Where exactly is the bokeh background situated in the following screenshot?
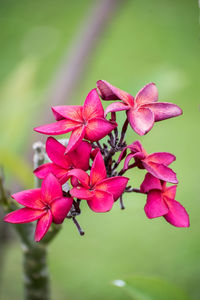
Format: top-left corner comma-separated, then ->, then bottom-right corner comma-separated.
0,0 -> 199,299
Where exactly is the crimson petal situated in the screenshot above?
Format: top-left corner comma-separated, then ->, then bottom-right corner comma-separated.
51,197 -> 73,224
83,89 -> 104,120
34,119 -> 80,135
90,151 -> 107,187
85,117 -> 117,142
164,199 -> 190,227
41,173 -> 63,204
87,190 -> 114,213
52,105 -> 83,122
144,190 -> 169,218
135,83 -> 158,105
11,189 -> 44,210
144,102 -> 183,122
143,161 -> 178,184
4,208 -> 45,224
65,126 -> 86,154
35,210 -> 52,242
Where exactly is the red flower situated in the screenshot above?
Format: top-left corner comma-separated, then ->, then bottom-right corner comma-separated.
140,173 -> 189,227
34,89 -> 117,153
4,174 -> 73,241
97,80 -> 182,135
67,152 -> 129,213
34,137 -> 91,184
118,140 -> 178,183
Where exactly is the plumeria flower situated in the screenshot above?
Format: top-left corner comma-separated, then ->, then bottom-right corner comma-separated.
4,174 -> 73,241
66,151 -> 129,213
96,80 -> 182,135
34,89 -> 117,153
118,140 -> 178,184
34,137 -> 91,184
140,173 -> 189,227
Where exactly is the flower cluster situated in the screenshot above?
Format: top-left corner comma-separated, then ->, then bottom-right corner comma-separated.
4,81 -> 189,241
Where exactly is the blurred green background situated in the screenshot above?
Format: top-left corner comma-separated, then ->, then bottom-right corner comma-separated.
0,0 -> 199,299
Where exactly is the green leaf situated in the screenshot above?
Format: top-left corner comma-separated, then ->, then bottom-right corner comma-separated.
112,276 -> 190,300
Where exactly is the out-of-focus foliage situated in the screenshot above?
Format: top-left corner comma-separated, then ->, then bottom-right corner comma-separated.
0,0 -> 199,300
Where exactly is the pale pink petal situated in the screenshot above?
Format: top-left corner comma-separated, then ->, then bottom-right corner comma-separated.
34,163 -> 68,184
46,137 -> 71,169
90,151 -> 107,187
35,210 -> 52,242
144,102 -> 183,121
51,197 -> 73,224
4,208 -> 45,224
83,89 -> 104,120
87,190 -> 114,213
146,152 -> 176,166
163,185 -> 177,200
70,187 -> 94,199
140,173 -> 162,193
144,190 -> 169,218
104,102 -> 129,117
66,169 -> 90,188
127,107 -> 154,135
69,141 -> 92,171
41,173 -> 63,204
143,161 -> 178,184
34,119 -> 80,135
95,176 -> 129,201
135,83 -> 158,105
52,105 -> 83,122
164,199 -> 190,227
65,126 -> 86,154
96,80 -> 134,106
85,118 -> 117,142
11,189 -> 44,210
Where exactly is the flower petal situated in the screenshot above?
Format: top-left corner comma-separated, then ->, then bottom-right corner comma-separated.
95,176 -> 129,201
144,102 -> 183,121
96,80 -> 134,106
164,199 -> 190,227
135,83 -> 158,105
52,105 -> 83,122
104,102 -> 129,117
35,210 -> 52,242
85,117 -> 117,142
41,174 -> 63,204
51,197 -> 73,224
34,119 -> 80,135
123,153 -> 135,170
127,107 -> 154,135
69,141 -> 92,171
83,89 -> 104,120
70,187 -> 94,199
4,208 -> 45,224
11,189 -> 44,210
144,190 -> 169,218
143,161 -> 178,184
128,140 -> 145,153
34,163 -> 68,185
146,152 -> 176,166
65,126 -> 86,154
67,169 -> 90,188
87,190 -> 114,213
140,173 -> 162,193
46,137 -> 71,169
90,151 -> 107,187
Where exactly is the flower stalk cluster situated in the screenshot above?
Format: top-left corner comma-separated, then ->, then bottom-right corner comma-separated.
4,80 -> 190,242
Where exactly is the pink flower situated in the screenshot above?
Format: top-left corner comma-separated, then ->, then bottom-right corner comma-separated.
140,173 -> 189,227
34,137 -> 91,184
67,152 -> 129,213
118,140 -> 178,184
96,80 -> 182,135
4,174 -> 73,241
34,89 -> 117,153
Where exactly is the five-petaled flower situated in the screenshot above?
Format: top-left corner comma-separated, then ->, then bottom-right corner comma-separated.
34,137 -> 91,184
4,174 -> 73,241
66,151 -> 129,213
34,89 -> 117,153
118,140 -> 178,184
140,173 -> 189,227
96,80 -> 182,135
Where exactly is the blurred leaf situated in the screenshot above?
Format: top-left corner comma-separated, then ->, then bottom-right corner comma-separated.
0,148 -> 33,188
112,276 -> 190,300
